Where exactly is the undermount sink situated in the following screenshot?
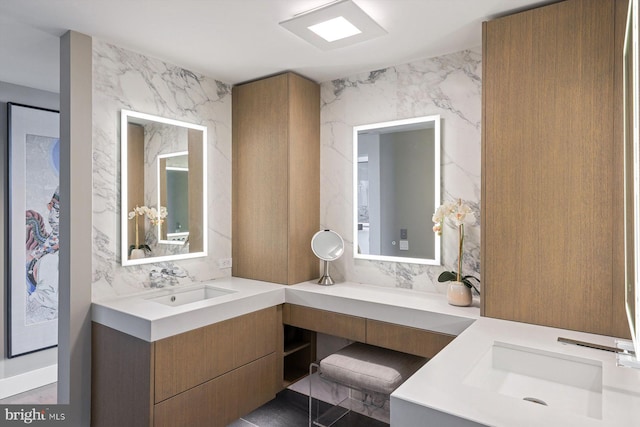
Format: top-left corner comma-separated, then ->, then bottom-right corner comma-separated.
146,285 -> 236,307
463,341 -> 603,419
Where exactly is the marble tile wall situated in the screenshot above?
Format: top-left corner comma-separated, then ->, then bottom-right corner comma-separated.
320,47 -> 482,293
91,40 -> 232,300
90,41 -> 480,299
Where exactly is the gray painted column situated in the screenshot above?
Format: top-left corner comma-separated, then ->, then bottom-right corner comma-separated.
59,30 -> 92,426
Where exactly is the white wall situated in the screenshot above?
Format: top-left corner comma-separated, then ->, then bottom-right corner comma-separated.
320,48 -> 482,292
58,30 -> 93,424
91,40 -> 233,300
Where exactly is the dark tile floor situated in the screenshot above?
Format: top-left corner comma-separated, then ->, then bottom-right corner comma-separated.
229,389 -> 389,427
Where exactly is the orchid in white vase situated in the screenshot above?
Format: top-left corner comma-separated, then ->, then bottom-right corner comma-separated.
432,199 -> 480,299
146,206 -> 168,226
128,205 -> 168,256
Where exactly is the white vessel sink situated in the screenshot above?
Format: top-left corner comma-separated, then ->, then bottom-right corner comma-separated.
146,285 -> 236,307
463,341 -> 603,419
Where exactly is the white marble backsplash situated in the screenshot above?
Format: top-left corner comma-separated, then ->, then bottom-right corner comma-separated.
90,40 -> 480,300
320,48 -> 482,293
91,40 -> 233,300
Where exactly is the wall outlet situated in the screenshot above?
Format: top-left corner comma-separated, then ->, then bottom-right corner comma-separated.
218,258 -> 232,269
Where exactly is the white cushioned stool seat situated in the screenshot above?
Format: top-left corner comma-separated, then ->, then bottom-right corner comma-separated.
319,342 -> 426,395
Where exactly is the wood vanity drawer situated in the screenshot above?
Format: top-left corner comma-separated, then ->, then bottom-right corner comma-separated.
283,304 -> 366,342
154,306 -> 277,402
154,352 -> 278,427
366,319 -> 455,358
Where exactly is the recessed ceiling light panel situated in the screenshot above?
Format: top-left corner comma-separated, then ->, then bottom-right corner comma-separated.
279,0 -> 387,50
308,16 -> 362,42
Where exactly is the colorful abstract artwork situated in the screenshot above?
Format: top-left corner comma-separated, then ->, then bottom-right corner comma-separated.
8,103 -> 60,357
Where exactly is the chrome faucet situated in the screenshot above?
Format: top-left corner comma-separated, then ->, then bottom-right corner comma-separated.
557,337 -> 635,355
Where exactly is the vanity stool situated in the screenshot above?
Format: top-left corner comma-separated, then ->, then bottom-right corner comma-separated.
309,342 -> 426,427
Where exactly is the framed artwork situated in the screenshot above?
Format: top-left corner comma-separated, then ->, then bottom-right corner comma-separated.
7,103 -> 60,357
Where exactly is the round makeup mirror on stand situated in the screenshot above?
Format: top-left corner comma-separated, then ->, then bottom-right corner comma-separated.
311,230 -> 345,286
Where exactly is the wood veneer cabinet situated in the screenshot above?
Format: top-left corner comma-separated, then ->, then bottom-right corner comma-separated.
482,0 -> 630,337
232,72 -> 320,285
91,307 -> 279,427
284,304 -> 367,342
366,319 -> 455,358
282,304 -> 454,359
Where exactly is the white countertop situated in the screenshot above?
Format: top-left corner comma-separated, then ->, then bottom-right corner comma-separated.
91,278 -> 479,341
287,281 -> 479,335
391,317 -> 640,427
93,278 -> 639,426
91,277 -> 285,341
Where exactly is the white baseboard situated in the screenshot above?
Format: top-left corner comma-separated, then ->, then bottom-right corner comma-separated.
0,364 -> 57,400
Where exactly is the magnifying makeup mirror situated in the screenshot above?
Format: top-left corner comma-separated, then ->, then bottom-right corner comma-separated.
311,230 -> 345,286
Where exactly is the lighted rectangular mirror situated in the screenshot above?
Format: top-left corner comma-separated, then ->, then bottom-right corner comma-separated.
353,115 -> 440,265
121,110 -> 207,266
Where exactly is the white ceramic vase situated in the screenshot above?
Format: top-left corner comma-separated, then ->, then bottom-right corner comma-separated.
130,248 -> 146,260
447,281 -> 472,307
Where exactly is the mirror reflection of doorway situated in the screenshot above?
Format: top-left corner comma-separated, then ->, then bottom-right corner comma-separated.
159,152 -> 190,243
357,156 -> 370,254
166,168 -> 189,236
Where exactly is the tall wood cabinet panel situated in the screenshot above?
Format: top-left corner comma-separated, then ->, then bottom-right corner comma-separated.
232,72 -> 320,285
482,0 -> 629,337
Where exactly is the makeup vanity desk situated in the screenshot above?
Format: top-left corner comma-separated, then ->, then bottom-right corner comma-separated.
282,281 -> 479,385
286,281 -> 478,336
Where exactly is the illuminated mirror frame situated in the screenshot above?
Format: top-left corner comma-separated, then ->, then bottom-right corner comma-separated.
121,109 -> 207,266
352,115 -> 441,265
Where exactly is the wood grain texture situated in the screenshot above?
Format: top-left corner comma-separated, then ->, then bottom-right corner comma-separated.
287,73 -> 321,284
154,306 -> 276,402
283,304 -> 366,342
282,303 -> 291,324
153,353 -> 277,427
282,325 -> 316,387
365,319 -> 455,358
187,129 -> 203,252
232,72 -> 320,285
232,74 -> 289,284
612,0 -> 632,339
127,123 -> 145,250
91,323 -> 154,427
233,306 -> 278,367
276,305 -> 284,390
154,317 -> 233,403
482,0 -> 621,335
